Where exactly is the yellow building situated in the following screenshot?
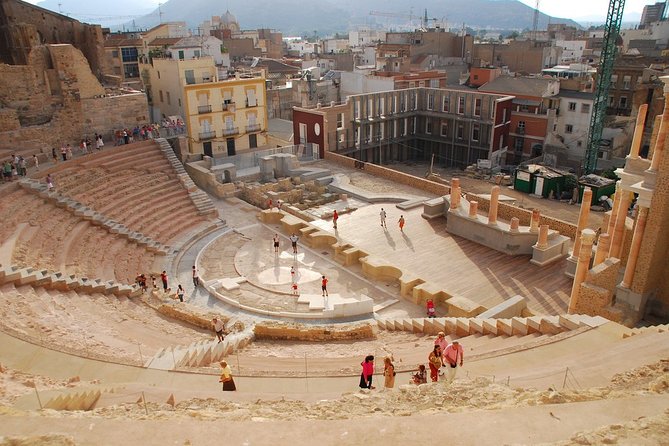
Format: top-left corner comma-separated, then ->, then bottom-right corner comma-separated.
141,57 -> 218,122
184,73 -> 268,157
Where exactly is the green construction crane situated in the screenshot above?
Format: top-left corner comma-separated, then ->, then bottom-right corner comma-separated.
583,0 -> 626,174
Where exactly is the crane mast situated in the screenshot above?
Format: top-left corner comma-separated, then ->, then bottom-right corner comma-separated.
583,0 -> 626,174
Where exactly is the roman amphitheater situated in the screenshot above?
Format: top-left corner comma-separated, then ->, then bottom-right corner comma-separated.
0,132 -> 668,446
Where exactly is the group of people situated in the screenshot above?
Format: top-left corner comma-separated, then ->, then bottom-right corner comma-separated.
359,333 -> 464,391
2,154 -> 34,183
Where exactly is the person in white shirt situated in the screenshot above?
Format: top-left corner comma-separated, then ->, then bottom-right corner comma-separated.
289,234 -> 299,254
380,208 -> 387,228
212,317 -> 225,343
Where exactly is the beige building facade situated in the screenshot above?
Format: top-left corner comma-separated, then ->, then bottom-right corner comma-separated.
184,74 -> 268,157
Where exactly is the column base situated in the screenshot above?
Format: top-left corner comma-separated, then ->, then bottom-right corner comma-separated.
564,256 -> 578,278
615,285 -> 648,313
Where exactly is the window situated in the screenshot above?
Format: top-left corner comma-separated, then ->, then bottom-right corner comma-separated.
426,120 -> 432,134
427,93 -> 434,110
514,137 -> 524,151
623,75 -> 631,90
121,47 -> 138,62
430,79 -> 439,88
354,100 -> 360,119
472,123 -> 480,141
157,71 -> 161,79
185,70 -> 195,85
474,98 -> 481,117
568,102 -> 576,111
166,92 -> 171,105
368,98 -> 373,115
565,124 -> 574,133
610,74 -> 618,86
608,95 -> 615,106
379,97 -> 385,115
123,63 -> 139,79
337,113 -> 344,129
443,96 -> 450,113
619,96 -> 628,108
457,124 -> 464,139
249,133 -> 257,149
440,122 -> 448,137
581,103 -> 590,113
178,98 -> 181,107
409,81 -> 416,88
194,50 -> 201,58
111,50 -> 119,58
458,96 -> 465,114
159,90 -> 164,102
517,121 -> 526,133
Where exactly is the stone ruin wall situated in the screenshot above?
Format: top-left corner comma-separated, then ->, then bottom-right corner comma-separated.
324,151 -> 450,196
0,44 -> 148,152
632,136 -> 669,317
575,258 -> 622,322
254,321 -> 376,341
0,0 -> 106,75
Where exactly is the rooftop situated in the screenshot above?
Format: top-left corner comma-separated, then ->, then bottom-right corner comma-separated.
479,76 -> 558,98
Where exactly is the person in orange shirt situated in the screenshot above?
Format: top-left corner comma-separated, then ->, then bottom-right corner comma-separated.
321,275 -> 328,297
398,215 -> 405,232
332,209 -> 339,229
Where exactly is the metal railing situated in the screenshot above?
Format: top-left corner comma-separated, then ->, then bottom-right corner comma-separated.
246,123 -> 261,133
222,127 -> 239,136
222,102 -> 235,111
197,105 -> 212,114
198,131 -> 216,140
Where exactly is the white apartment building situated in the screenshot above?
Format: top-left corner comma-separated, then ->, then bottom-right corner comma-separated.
555,40 -> 587,64
553,90 -> 594,160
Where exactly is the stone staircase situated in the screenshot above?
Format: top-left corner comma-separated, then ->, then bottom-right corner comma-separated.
622,323 -> 669,338
155,138 -> 217,218
18,178 -> 171,255
376,314 -> 611,337
44,390 -> 102,411
144,326 -> 255,370
0,264 -> 140,298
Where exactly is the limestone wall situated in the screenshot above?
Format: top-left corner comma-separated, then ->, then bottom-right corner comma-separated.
156,302 -> 228,331
81,93 -> 149,140
48,44 -> 104,99
254,321 -> 376,341
467,193 -> 578,238
184,161 -> 236,198
324,151 -> 450,196
573,258 -> 621,321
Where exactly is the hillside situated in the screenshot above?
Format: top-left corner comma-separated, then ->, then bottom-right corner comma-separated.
38,0 -> 580,35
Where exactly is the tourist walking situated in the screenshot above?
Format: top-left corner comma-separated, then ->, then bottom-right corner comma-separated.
383,356 -> 396,390
160,270 -> 168,292
442,340 -> 464,384
192,265 -> 199,287
212,317 -> 225,343
273,233 -> 280,253
428,345 -> 443,382
380,208 -> 387,228
52,147 -> 58,163
3,160 -> 12,183
359,355 -> 375,390
332,209 -> 339,229
398,215 -> 405,232
176,284 -> 185,302
46,173 -> 54,191
290,266 -> 296,283
321,275 -> 328,297
32,154 -> 39,171
60,145 -> 67,161
219,361 -> 237,391
268,199 -> 273,211
289,233 -> 299,254
291,281 -> 299,296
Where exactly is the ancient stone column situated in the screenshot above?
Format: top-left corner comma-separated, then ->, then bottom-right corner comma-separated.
606,184 -> 622,237
509,217 -> 520,232
488,185 -> 500,225
529,209 -> 541,233
593,233 -> 610,266
537,224 -> 549,249
621,207 -> 649,289
450,178 -> 461,210
468,201 -> 478,218
649,75 -> 669,172
629,103 -> 648,160
571,187 -> 593,259
568,229 -> 596,314
609,189 -> 632,260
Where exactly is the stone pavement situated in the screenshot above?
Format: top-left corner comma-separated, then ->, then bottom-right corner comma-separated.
310,202 -> 573,314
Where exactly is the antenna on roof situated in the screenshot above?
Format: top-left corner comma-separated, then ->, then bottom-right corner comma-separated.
158,2 -> 164,24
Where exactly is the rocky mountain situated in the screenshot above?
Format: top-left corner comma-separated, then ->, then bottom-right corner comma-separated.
39,0 -> 581,35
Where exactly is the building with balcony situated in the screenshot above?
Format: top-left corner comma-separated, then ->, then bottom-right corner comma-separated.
183,72 -> 268,157
103,33 -> 142,87
140,57 -> 219,122
292,87 -> 513,168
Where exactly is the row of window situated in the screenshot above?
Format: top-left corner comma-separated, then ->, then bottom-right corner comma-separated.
352,91 -> 493,121
351,119 -> 483,143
